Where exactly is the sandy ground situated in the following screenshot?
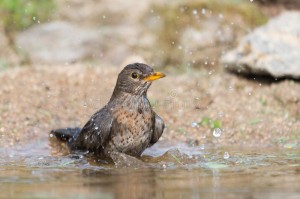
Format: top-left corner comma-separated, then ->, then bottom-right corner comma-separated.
0,64 -> 299,149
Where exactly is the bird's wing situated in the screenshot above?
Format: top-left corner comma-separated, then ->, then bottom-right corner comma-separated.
150,113 -> 165,145
72,105 -> 113,151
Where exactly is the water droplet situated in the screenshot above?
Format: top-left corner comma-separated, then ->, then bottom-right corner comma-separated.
201,8 -> 206,15
49,133 -> 53,138
191,122 -> 199,128
223,152 -> 230,159
32,16 -> 36,21
213,128 -> 222,138
162,164 -> 167,169
95,126 -> 99,130
193,9 -> 198,15
218,111 -> 223,118
200,144 -> 205,150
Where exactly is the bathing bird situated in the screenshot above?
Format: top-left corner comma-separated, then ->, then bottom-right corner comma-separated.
51,63 -> 165,160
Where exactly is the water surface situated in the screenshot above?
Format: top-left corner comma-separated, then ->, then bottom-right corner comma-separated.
0,140 -> 299,199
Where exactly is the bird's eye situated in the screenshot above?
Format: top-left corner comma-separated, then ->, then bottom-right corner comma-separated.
131,72 -> 139,79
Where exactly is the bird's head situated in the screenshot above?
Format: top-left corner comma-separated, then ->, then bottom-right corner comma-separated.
114,63 -> 166,96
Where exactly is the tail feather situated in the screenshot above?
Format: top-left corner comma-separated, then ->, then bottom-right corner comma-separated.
50,127 -> 81,142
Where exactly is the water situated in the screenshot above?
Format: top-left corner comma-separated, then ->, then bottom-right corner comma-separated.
0,140 -> 300,199
213,128 -> 222,138
191,122 -> 199,128
223,151 -> 230,159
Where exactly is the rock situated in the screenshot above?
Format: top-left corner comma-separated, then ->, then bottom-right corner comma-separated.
222,11 -> 300,79
15,21 -> 103,64
180,20 -> 233,50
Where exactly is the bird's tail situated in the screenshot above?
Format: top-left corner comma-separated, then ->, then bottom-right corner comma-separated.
50,127 -> 81,142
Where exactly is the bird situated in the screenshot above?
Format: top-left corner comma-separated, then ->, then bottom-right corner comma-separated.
50,63 -> 165,161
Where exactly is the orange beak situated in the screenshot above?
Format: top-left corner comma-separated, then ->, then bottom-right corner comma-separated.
143,72 -> 166,81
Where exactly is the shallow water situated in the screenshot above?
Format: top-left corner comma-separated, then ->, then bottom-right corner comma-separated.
0,140 -> 300,199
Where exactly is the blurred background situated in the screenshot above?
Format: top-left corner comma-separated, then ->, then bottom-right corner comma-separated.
0,0 -> 298,68
0,0 -> 300,148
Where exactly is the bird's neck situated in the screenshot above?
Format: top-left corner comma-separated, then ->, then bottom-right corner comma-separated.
109,90 -> 150,110
110,88 -> 147,101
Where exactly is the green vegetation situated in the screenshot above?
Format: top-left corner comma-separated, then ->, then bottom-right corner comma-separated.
170,154 -> 184,165
200,117 -> 222,130
0,59 -> 9,71
0,0 -> 55,35
248,118 -> 263,125
259,97 -> 267,106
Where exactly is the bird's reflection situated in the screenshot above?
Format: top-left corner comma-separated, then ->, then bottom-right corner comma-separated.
81,168 -> 157,199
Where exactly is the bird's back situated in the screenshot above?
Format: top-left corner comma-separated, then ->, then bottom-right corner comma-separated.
71,104 -> 114,152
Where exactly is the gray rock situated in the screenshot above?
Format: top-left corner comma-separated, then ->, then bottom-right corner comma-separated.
221,11 -> 300,79
16,21 -> 103,64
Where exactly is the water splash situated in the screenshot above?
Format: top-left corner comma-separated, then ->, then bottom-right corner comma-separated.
223,152 -> 230,159
191,122 -> 199,128
213,128 -> 222,138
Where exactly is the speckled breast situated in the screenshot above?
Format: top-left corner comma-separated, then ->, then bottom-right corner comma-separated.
107,96 -> 155,156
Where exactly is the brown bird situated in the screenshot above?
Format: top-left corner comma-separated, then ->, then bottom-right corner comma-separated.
51,63 -> 165,161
